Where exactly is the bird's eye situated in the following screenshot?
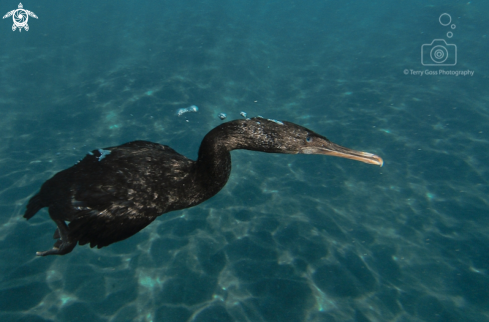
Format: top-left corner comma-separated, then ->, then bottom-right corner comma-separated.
306,136 -> 312,142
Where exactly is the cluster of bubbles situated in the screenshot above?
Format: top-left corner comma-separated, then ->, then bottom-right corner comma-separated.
175,105 -> 264,122
219,111 -> 249,121
176,105 -> 199,116
439,13 -> 456,39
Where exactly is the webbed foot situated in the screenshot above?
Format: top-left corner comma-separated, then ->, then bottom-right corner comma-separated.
36,239 -> 75,256
36,220 -> 76,256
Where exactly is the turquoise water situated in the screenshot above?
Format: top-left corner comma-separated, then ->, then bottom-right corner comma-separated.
1,0 -> 488,321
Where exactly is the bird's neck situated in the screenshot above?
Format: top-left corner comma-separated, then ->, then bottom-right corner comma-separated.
192,125 -> 235,199
187,120 -> 282,205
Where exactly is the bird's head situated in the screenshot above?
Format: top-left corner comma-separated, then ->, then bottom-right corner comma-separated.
218,117 -> 383,166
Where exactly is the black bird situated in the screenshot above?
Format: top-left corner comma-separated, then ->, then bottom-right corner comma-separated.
24,117 -> 383,256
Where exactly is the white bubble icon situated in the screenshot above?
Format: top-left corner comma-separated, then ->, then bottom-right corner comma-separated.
439,13 -> 451,26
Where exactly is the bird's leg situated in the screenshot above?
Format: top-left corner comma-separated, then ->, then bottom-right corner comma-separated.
36,220 -> 76,256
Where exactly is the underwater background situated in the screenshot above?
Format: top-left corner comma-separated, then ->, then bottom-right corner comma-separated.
1,0 -> 488,321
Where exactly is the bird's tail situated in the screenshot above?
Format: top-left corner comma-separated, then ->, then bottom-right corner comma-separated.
24,193 -> 43,220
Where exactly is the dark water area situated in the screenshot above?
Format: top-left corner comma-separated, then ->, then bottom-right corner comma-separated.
1,0 -> 488,321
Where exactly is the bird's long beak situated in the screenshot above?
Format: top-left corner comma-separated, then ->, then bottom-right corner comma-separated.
301,141 -> 384,167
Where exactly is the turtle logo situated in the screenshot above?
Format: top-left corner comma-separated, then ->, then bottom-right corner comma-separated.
3,3 -> 38,32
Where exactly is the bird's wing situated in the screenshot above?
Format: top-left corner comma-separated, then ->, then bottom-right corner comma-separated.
68,206 -> 157,249
65,164 -> 163,249
50,141 -> 191,249
2,10 -> 15,19
26,10 -> 37,18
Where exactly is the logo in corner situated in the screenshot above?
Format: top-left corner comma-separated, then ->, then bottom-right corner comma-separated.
421,13 -> 457,66
3,3 -> 38,32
